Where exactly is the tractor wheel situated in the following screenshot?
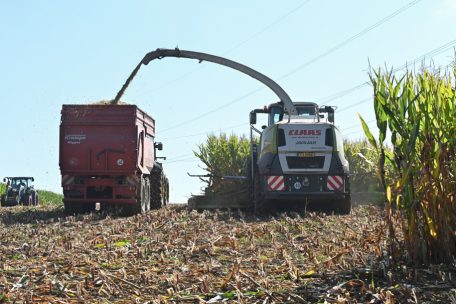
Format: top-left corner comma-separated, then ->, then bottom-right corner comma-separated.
32,192 -> 39,206
150,171 -> 165,209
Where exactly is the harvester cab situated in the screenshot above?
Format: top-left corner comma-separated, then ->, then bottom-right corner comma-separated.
1,177 -> 39,206
249,101 -> 351,213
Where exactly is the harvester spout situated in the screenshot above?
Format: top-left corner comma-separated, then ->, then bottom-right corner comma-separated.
112,48 -> 297,115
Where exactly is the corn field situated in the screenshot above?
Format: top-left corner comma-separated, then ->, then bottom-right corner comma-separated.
343,139 -> 391,193
359,64 -> 456,264
194,133 -> 250,196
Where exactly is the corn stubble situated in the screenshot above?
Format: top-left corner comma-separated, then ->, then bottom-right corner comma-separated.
359,63 -> 456,264
1,204 -> 452,303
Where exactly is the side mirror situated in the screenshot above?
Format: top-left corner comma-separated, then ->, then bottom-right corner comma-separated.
3,178 -> 6,182
155,142 -> 163,151
249,112 -> 257,124
31,177 -> 34,182
328,112 -> 334,123
261,125 -> 267,130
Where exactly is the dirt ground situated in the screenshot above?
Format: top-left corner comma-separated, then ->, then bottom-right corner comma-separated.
0,203 -> 454,303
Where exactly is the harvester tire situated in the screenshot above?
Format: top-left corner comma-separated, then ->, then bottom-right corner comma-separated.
253,173 -> 265,213
334,198 -> 351,215
0,195 -> 5,206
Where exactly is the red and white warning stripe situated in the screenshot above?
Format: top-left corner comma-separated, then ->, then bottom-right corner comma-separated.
268,176 -> 285,191
327,175 -> 344,191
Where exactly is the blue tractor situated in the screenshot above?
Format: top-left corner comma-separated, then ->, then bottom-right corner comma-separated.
1,177 -> 39,206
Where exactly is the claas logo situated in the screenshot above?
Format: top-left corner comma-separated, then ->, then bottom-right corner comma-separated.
288,129 -> 322,136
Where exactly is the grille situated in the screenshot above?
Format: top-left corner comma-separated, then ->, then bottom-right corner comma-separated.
286,156 -> 325,169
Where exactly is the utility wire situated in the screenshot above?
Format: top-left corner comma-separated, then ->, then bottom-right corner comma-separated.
163,40 -> 455,141
165,158 -> 199,164
131,0 -> 312,100
276,0 -> 424,81
157,0 -> 424,133
316,82 -> 369,104
159,87 -> 263,133
344,122 -> 377,136
160,122 -> 247,140
161,39 -> 455,141
316,38 -> 456,105
334,40 -> 456,111
342,118 -> 376,131
338,97 -> 372,113
392,39 -> 456,72
224,0 -> 313,54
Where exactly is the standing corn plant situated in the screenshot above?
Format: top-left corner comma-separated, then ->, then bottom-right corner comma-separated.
194,133 -> 250,196
359,63 -> 456,264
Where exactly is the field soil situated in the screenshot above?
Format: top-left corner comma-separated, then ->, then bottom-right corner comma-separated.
0,203 -> 454,303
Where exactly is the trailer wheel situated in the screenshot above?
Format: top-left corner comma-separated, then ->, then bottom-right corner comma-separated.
64,202 -> 86,215
150,171 -> 166,209
144,176 -> 150,212
162,175 -> 169,205
122,175 -> 146,215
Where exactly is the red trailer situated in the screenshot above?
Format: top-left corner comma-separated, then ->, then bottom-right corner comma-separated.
59,104 -> 168,214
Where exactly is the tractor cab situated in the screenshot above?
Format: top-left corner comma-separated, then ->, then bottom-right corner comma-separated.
9,177 -> 33,189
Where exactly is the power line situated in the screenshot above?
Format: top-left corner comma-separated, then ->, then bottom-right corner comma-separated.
338,97 -> 372,113
131,0 -> 313,100
165,152 -> 195,161
276,0 -> 424,81
224,0 -> 313,54
160,122 -> 247,140
342,118 -> 376,131
316,38 -> 456,105
159,87 -> 263,133
316,82 -> 369,104
164,157 -> 199,164
157,0 -> 424,133
344,122 -> 377,137
393,39 -> 456,72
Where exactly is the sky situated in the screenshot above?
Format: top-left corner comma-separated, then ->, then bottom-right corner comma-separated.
0,0 -> 455,203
